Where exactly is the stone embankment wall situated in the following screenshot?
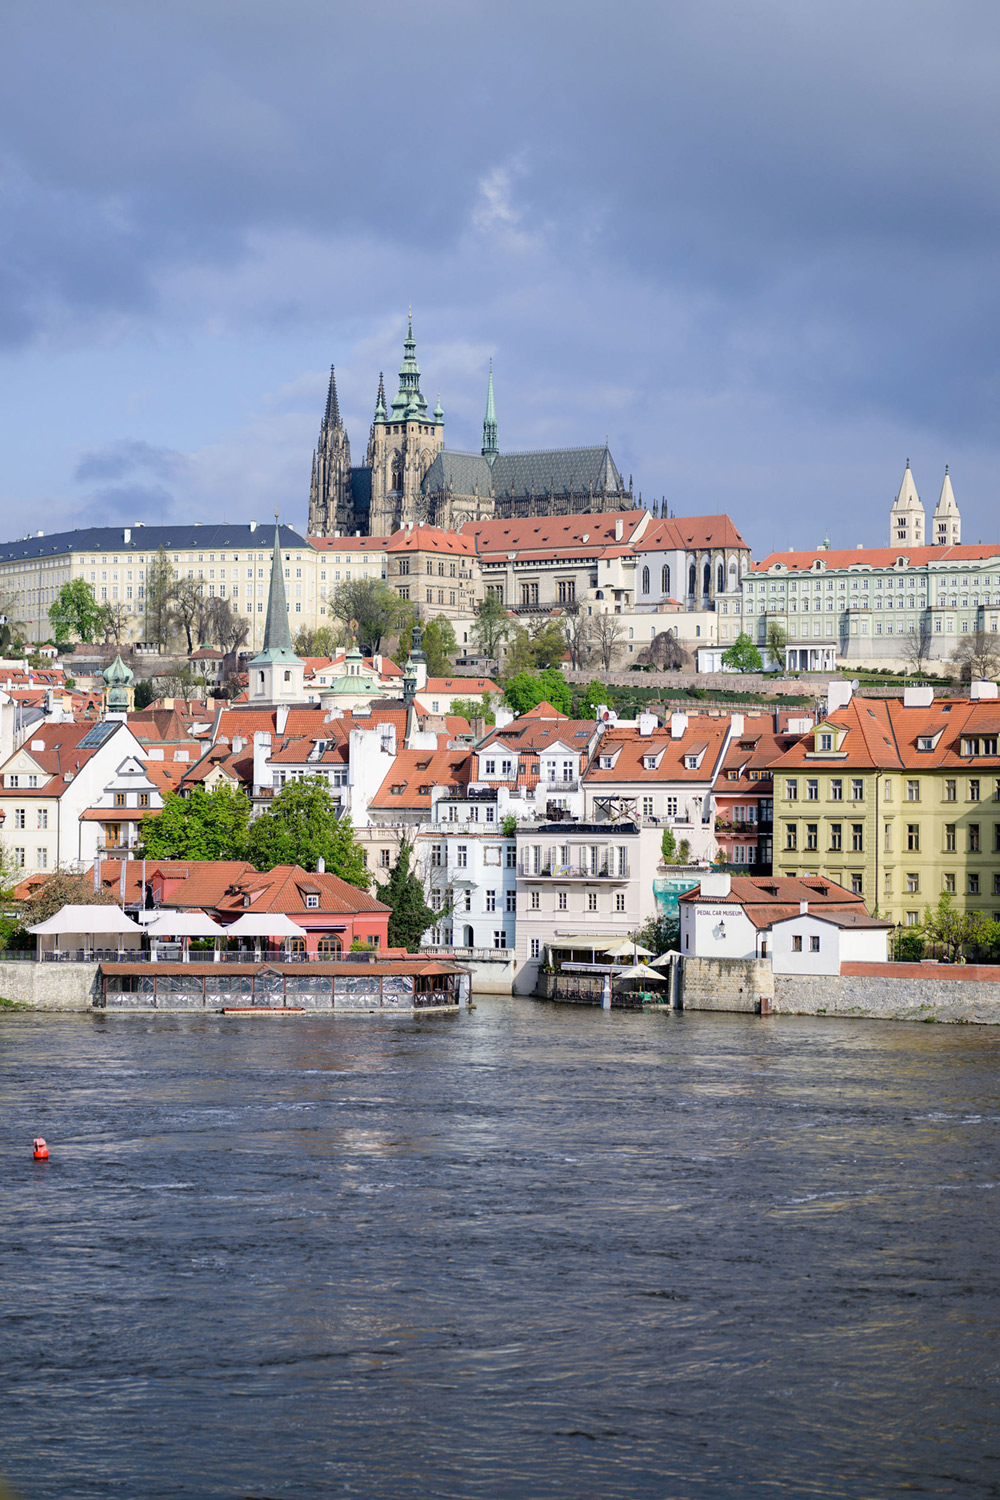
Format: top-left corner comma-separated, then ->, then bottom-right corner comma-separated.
0,962 -> 100,1011
774,962 -> 1000,1025
678,957 -> 773,1013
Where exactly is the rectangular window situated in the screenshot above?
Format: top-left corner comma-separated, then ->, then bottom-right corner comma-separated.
852,824 -> 864,851
530,891 -> 540,910
37,808 -> 48,829
851,874 -> 863,894
906,873 -> 919,893
969,873 -> 980,895
830,779 -> 843,801
969,824 -> 981,853
530,938 -> 540,959
456,846 -> 468,868
907,824 -> 919,852
36,848 -> 47,869
786,824 -> 797,851
806,779 -> 818,801
830,823 -> 842,850
786,779 -> 798,801
587,892 -> 598,911
557,890 -> 567,911
970,779 -> 981,802
493,930 -> 507,949
945,823 -> 956,852
944,779 -> 957,802
13,808 -> 25,829
944,873 -> 956,894
485,890 -> 497,913
506,890 -> 516,912
906,780 -> 919,802
806,823 -> 818,850
615,893 -> 626,912
810,935 -> 820,952
792,935 -> 803,952
115,792 -> 127,808
851,779 -> 864,800
379,848 -> 392,868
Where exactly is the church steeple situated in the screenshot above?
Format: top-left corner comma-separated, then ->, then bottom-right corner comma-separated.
481,360 -> 499,463
324,365 -> 341,426
308,362 -> 352,538
249,521 -> 304,703
374,371 -> 386,424
390,312 -> 428,420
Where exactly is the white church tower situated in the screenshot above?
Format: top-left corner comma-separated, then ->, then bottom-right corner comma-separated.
931,466 -> 961,546
889,461 -> 925,547
248,522 -> 305,704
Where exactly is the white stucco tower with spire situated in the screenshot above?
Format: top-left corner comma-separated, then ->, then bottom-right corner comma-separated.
889,461 -> 925,547
248,522 -> 305,704
931,467 -> 961,546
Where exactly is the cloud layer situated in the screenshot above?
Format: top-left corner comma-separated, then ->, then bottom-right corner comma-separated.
0,0 -> 997,548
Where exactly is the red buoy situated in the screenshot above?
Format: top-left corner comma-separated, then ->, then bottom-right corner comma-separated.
33,1136 -> 48,1160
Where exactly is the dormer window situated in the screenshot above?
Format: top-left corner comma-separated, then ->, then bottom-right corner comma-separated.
642,755 -> 656,770
683,755 -> 698,769
600,756 -> 613,769
818,733 -> 833,751
305,893 -> 319,909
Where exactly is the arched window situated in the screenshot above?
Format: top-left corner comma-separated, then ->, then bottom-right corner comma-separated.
729,558 -> 738,588
317,936 -> 342,958
717,562 -> 725,593
390,451 -> 403,492
661,564 -> 670,595
688,563 -> 696,596
641,566 -> 650,594
703,562 -> 711,596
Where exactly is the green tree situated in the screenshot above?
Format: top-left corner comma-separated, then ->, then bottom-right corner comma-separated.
765,622 -> 788,669
504,626 -> 537,677
294,624 -> 343,657
574,679 -> 608,718
140,784 -> 252,861
49,579 -> 105,643
450,692 -> 496,726
144,546 -> 176,651
472,595 -> 512,662
530,618 -> 567,669
660,827 -> 677,863
504,668 -> 572,717
722,633 -> 764,673
421,614 -> 458,676
133,679 -> 156,710
243,777 -> 369,888
328,577 -> 411,653
19,869 -> 119,926
678,838 -> 691,863
377,836 -> 437,951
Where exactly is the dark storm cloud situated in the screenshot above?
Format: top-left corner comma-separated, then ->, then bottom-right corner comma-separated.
81,482 -> 175,524
74,440 -> 189,484
1,0 -> 999,538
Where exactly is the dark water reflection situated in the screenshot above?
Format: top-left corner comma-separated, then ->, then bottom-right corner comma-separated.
2,1000 -> 999,1499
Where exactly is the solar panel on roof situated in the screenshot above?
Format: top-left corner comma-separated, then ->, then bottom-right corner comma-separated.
77,721 -> 118,749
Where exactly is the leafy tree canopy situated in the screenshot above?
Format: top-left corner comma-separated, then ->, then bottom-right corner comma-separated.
471,595 -> 512,661
504,667 -> 572,717
243,777 -> 369,888
450,692 -> 496,726
530,618 -> 567,669
722,633 -> 764,673
49,579 -> 105,643
328,578 -> 412,654
377,836 -> 437,951
19,870 -> 119,926
421,614 -> 458,677
140,784 -> 252,861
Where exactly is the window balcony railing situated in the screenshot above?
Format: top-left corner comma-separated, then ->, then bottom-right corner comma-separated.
517,861 -> 630,880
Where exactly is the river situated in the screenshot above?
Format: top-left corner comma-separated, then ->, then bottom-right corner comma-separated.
2,999 -> 998,1499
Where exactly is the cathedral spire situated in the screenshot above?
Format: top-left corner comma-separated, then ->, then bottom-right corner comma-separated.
481,359 -> 499,463
324,365 -> 341,427
391,314 -> 428,420
374,371 -> 386,424
260,520 -> 294,657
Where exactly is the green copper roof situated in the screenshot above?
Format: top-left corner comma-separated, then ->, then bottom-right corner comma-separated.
390,316 -> 429,421
250,525 -> 300,666
481,360 -> 498,463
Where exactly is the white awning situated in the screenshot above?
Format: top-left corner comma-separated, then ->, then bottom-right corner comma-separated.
613,963 -> 668,981
649,950 -> 683,967
605,940 -> 655,959
28,904 -> 144,936
223,912 -> 304,938
145,911 -> 224,937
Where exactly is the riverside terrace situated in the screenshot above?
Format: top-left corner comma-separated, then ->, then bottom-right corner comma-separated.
98,960 -> 468,1013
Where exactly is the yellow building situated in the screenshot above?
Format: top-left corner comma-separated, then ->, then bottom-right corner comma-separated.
769,685 -> 1000,925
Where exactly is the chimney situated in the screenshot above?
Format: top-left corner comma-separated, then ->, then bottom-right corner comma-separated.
729,713 -> 744,737
249,520 -> 257,533
827,682 -> 854,712
903,685 -> 935,708
800,900 -> 808,914
316,856 -> 325,873
123,528 -> 131,544
638,711 -> 656,737
276,704 -> 289,733
969,680 -> 999,701
670,712 -> 688,739
615,518 -> 624,541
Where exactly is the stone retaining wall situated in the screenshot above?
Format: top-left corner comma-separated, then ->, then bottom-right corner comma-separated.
0,962 -> 101,1011
678,956 -> 773,1013
774,970 -> 1000,1025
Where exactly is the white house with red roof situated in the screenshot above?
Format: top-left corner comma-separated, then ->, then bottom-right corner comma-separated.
678,872 -> 889,969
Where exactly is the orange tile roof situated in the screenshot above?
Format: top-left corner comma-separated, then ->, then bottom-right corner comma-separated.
766,696 -> 1000,773
478,717 -> 598,753
421,677 -> 500,694
753,542 -> 1000,572
308,534 -> 390,552
679,875 -> 865,927
637,515 -> 750,552
585,717 -> 731,783
212,865 -> 390,916
518,701 -> 569,720
369,747 -> 473,810
385,525 -> 477,556
461,511 -> 649,554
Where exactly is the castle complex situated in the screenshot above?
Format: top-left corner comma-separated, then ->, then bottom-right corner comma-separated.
307,319 -> 633,538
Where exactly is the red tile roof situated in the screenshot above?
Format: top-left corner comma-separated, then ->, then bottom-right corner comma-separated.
370,747 -> 473,810
638,515 -> 751,552
752,543 -> 1000,572
461,511 -> 649,554
385,525 -> 477,556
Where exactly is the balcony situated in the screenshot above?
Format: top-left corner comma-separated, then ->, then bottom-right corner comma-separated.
542,778 -> 580,793
517,861 -> 630,881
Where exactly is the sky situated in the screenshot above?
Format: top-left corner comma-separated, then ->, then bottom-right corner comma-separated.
1,0 -> 998,555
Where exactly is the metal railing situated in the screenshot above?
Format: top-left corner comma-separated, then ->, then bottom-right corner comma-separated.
5,948 -> 386,966
516,862 -> 630,879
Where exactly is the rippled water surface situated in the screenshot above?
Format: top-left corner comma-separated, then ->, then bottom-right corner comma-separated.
2,1000 -> 999,1499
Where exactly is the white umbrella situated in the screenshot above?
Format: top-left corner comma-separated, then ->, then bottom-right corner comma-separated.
223,912 -> 304,938
144,911 -> 224,937
29,904 -> 144,934
605,939 -> 655,959
613,963 -> 669,981
649,949 -> 683,967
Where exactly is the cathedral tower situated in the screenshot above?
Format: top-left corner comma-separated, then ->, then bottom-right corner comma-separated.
481,360 -> 499,464
931,466 -> 961,546
367,317 -> 445,534
889,461 -> 925,547
308,366 -> 353,537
